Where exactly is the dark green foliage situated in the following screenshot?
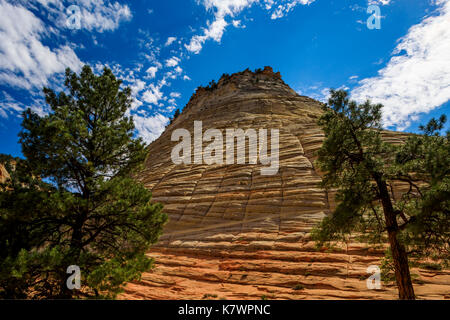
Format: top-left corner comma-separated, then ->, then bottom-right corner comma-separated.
208,80 -> 218,90
394,114 -> 450,258
312,89 -> 389,243
312,89 -> 449,299
293,284 -> 305,290
0,65 -> 167,299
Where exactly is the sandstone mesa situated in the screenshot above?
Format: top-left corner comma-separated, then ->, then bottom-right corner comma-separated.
120,67 -> 450,300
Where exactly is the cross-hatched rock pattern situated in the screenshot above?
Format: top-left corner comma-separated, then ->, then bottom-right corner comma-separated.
121,67 -> 450,300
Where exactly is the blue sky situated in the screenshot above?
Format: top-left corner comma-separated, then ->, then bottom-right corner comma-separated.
1,0 -> 449,157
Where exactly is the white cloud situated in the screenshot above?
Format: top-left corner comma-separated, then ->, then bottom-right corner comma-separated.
146,66 -> 158,78
133,113 -> 169,144
0,0 -> 131,117
166,105 -> 176,112
351,0 -> 450,130
71,0 -> 132,32
142,83 -> 164,105
270,0 -> 315,20
0,101 -> 22,118
174,66 -> 183,74
185,35 -> 205,54
165,71 -> 176,80
131,98 -> 143,111
368,0 -> 391,5
0,0 -> 82,90
33,0 -> 132,32
0,91 -> 50,118
129,79 -> 146,96
183,75 -> 191,81
298,86 -> 331,103
165,56 -> 180,67
170,92 -> 181,98
165,36 -> 177,46
232,19 -> 245,28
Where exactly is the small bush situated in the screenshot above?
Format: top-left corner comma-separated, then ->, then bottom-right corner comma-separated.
420,263 -> 442,271
293,284 -> 304,290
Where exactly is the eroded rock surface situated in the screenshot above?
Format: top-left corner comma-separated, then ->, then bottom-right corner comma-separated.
121,67 -> 450,300
0,164 -> 10,183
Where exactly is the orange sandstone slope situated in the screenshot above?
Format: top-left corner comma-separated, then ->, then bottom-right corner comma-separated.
121,67 -> 450,300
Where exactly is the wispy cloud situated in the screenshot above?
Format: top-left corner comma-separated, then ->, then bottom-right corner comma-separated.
165,36 -> 177,46
142,83 -> 164,105
185,0 -> 316,54
146,66 -> 158,79
165,56 -> 181,67
269,0 -> 315,20
368,0 -> 392,5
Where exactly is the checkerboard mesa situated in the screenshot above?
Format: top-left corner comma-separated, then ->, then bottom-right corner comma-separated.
123,67 -> 449,300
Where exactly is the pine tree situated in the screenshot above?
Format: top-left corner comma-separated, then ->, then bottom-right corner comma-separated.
169,109 -> 181,125
313,89 -> 449,300
173,109 -> 181,120
0,65 -> 167,299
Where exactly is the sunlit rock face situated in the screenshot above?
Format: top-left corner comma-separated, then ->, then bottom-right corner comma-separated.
122,67 -> 450,300
0,164 -> 9,183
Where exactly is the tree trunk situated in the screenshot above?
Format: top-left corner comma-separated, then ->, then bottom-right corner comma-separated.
59,214 -> 85,299
375,175 -> 415,300
387,230 -> 415,299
